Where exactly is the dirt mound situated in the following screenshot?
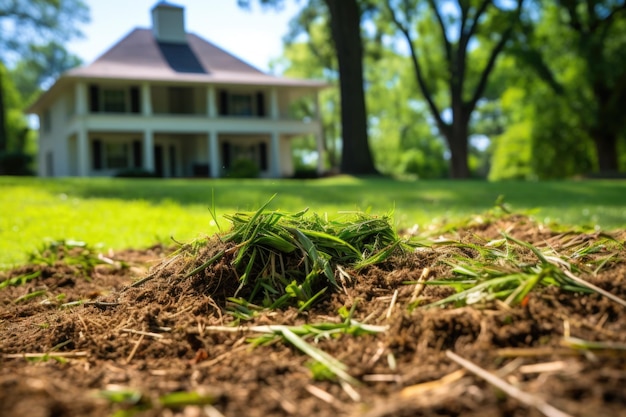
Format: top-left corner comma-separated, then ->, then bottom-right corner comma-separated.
1,215 -> 625,417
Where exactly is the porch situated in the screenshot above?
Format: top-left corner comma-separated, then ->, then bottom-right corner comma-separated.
65,131 -> 301,178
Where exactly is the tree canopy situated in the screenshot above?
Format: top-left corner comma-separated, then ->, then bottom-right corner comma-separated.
275,0 -> 626,178
0,0 -> 88,169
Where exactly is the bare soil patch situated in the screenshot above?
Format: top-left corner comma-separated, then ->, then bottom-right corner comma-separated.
1,216 -> 625,417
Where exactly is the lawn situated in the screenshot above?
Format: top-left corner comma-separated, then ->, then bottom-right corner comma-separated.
1,175 -> 625,268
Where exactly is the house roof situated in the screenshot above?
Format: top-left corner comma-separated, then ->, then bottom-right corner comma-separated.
29,28 -> 326,113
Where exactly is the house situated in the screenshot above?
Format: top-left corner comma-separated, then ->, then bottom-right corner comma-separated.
28,1 -> 326,178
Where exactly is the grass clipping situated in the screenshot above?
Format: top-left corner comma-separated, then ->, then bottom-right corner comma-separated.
143,199 -> 402,311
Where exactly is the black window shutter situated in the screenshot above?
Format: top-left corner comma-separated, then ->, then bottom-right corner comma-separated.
93,139 -> 102,170
222,142 -> 231,170
133,140 -> 142,168
256,92 -> 265,117
259,142 -> 268,170
219,90 -> 228,116
89,85 -> 100,112
130,86 -> 140,113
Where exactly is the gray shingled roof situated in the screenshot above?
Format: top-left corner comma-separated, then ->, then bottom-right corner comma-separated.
28,27 -> 326,113
64,28 -> 323,87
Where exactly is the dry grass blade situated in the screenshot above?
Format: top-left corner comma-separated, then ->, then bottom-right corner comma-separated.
446,350 -> 573,417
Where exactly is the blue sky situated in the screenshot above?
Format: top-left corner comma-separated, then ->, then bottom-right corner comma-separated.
67,0 -> 304,72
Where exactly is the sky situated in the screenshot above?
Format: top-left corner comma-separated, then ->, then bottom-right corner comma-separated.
66,0 -> 304,73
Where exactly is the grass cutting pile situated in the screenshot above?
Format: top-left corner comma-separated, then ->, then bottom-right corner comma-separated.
1,203 -> 625,417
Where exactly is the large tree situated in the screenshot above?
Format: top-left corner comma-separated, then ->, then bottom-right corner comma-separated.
0,0 -> 88,162
384,0 -> 524,178
491,1 -> 626,178
554,0 -> 626,174
239,0 -> 378,175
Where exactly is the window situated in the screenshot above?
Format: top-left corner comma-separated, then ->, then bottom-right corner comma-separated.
102,89 -> 127,113
105,143 -> 130,169
169,87 -> 194,114
230,94 -> 253,116
89,85 -> 140,113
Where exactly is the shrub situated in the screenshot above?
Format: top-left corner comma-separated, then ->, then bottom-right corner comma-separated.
0,152 -> 35,176
114,168 -> 157,178
227,158 -> 259,178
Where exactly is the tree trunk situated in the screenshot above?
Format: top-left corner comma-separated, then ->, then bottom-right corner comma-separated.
444,114 -> 470,179
324,0 -> 378,175
592,128 -> 619,175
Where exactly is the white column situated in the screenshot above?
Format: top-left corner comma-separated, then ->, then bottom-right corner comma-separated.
316,129 -> 325,175
143,129 -> 154,172
77,126 -> 89,176
141,83 -> 152,116
207,86 -> 216,118
209,131 -> 219,178
271,131 -> 281,178
270,88 -> 279,120
75,82 -> 87,116
313,90 -> 324,174
313,90 -> 321,121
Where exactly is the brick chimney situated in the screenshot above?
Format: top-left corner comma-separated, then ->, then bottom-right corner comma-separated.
151,1 -> 187,43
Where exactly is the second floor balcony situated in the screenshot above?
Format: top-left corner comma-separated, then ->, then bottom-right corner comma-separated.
68,82 -> 320,122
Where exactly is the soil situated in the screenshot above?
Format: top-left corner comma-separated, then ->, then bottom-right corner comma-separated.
1,215 -> 626,417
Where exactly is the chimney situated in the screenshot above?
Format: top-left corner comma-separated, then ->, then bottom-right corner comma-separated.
151,1 -> 187,43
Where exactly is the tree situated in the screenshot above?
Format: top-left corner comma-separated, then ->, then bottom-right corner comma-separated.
324,0 -> 377,175
384,0 -> 525,178
492,1 -> 626,178
364,39 -> 449,177
239,0 -> 378,175
276,2 -> 341,171
0,0 -> 89,163
553,0 -> 626,174
11,42 -> 82,105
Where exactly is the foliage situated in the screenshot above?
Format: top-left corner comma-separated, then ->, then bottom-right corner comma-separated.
382,0 -> 525,178
273,12 -> 341,171
0,1 -> 89,60
28,239 -> 104,277
501,1 -> 626,176
0,152 -> 35,176
0,0 -> 88,160
10,41 -> 82,105
226,158 -> 261,178
114,168 -> 157,178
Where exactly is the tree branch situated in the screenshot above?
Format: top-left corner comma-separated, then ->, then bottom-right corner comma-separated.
465,0 -> 491,41
467,0 -> 523,113
558,0 -> 585,33
426,0 -> 453,65
385,0 -> 446,132
590,2 -> 626,33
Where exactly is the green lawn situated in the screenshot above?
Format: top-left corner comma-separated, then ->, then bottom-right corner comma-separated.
1,176 -> 625,268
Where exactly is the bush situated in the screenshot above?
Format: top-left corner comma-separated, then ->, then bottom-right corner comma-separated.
0,152 -> 35,176
226,158 -> 260,178
291,168 -> 319,179
114,168 -> 157,178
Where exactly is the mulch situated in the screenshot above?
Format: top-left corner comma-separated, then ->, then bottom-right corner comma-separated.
1,215 -> 625,417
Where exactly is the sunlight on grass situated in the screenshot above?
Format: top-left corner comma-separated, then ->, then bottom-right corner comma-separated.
1,176 -> 625,268
0,185 -> 220,268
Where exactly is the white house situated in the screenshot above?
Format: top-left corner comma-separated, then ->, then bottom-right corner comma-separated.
28,1 -> 326,178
